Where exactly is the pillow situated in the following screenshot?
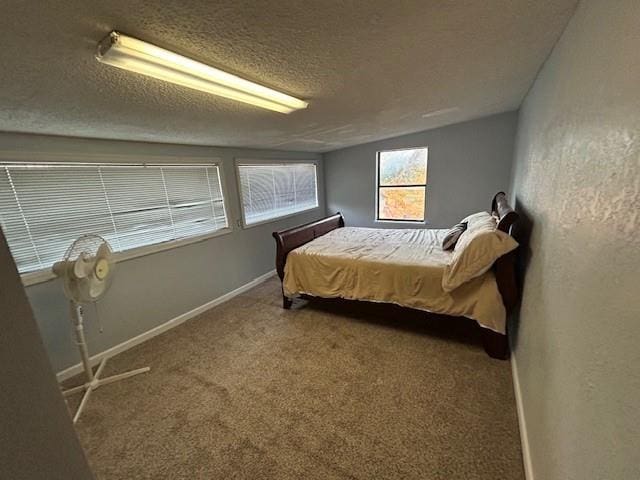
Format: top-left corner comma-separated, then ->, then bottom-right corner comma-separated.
457,212 -> 498,242
442,222 -> 467,250
460,211 -> 494,229
442,221 -> 518,292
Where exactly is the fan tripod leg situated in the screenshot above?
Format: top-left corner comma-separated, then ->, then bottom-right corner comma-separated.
63,357 -> 105,423
95,366 -> 151,388
62,302 -> 150,424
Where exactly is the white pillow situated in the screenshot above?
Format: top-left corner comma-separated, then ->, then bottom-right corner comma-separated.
460,211 -> 494,229
442,219 -> 518,292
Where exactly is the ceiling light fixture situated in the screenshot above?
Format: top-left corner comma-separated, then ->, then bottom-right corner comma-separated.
96,31 -> 308,114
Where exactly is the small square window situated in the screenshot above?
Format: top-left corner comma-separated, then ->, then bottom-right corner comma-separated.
376,147 -> 428,222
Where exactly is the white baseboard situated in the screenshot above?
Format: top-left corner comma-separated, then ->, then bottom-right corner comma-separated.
57,269 -> 276,382
511,353 -> 534,480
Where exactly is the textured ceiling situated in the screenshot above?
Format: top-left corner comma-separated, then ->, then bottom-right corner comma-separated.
0,0 -> 577,152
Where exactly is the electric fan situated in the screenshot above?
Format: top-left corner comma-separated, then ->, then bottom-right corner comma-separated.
52,234 -> 150,423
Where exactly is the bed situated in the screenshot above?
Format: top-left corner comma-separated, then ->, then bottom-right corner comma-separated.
272,192 -> 519,359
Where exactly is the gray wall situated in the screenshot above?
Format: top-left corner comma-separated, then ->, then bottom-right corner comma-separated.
0,133 -> 324,372
509,0 -> 640,478
323,111 -> 518,229
0,226 -> 94,479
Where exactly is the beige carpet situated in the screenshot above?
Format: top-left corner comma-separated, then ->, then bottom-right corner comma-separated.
67,277 -> 524,479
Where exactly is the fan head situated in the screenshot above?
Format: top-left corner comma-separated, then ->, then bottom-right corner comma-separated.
52,235 -> 115,303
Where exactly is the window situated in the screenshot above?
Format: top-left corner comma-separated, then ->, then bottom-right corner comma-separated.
0,162 -> 228,274
376,147 -> 428,222
237,162 -> 318,226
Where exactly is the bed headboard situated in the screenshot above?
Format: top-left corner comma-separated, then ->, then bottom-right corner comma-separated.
492,191 -> 518,234
490,192 -> 519,314
272,213 -> 345,281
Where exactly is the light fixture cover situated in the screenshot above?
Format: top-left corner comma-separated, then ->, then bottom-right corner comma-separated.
96,31 -> 308,114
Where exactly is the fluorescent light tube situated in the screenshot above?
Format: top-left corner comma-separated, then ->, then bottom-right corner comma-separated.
96,31 -> 308,114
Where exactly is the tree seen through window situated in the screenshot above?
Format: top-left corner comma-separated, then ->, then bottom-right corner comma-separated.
377,147 -> 428,222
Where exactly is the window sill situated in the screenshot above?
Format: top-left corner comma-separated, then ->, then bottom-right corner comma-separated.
20,227 -> 233,287
375,219 -> 430,226
242,206 -> 321,229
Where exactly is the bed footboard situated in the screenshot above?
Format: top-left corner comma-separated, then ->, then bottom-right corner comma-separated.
272,213 -> 345,308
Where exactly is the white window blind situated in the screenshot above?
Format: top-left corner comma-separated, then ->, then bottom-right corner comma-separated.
0,162 -> 228,274
237,163 -> 318,226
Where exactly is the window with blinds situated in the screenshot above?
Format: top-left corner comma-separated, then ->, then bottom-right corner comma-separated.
0,163 -> 228,274
237,163 -> 318,226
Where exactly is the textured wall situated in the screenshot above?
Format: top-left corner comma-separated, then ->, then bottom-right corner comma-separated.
324,112 -> 518,228
509,0 -> 640,478
0,133 -> 323,372
0,227 -> 94,479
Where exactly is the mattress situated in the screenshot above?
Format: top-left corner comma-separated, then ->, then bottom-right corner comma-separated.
283,227 -> 506,333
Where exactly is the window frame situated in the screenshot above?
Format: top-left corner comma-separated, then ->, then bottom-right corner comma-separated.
0,155 -> 233,287
235,158 -> 321,229
375,146 -> 429,224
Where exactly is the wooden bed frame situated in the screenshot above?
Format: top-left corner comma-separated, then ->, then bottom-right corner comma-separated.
272,192 -> 519,359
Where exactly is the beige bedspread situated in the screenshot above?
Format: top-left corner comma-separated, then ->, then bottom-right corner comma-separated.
283,227 -> 506,333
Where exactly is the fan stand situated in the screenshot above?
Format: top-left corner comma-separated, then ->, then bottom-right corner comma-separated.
61,301 -> 150,423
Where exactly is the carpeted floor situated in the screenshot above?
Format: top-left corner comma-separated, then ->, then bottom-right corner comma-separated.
67,277 -> 524,480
